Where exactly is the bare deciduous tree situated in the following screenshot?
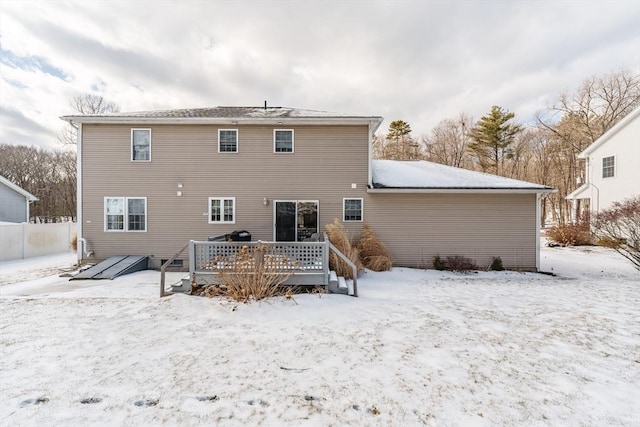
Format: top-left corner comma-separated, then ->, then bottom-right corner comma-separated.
58,94 -> 120,145
536,69 -> 640,223
0,144 -> 77,222
422,113 -> 474,168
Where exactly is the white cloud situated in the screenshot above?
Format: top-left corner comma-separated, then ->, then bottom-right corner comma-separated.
0,0 -> 638,148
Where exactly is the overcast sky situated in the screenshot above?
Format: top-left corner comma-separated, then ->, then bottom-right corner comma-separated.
1,0 -> 639,149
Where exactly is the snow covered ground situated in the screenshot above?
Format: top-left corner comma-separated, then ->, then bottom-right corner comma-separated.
1,243 -> 638,426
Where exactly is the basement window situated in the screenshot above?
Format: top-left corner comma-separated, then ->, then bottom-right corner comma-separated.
161,259 -> 183,268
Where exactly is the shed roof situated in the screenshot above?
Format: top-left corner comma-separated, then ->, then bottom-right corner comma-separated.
0,176 -> 38,201
370,160 -> 553,193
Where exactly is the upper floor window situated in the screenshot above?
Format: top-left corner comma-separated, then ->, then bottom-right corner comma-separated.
602,156 -> 615,178
274,129 -> 294,153
131,129 -> 151,161
105,197 -> 147,232
209,197 -> 235,224
343,198 -> 363,222
218,129 -> 238,153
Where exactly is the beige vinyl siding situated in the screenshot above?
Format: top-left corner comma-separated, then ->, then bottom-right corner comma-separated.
81,124 -> 368,266
364,193 -> 538,270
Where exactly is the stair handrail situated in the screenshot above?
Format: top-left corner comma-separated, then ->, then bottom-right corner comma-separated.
323,232 -> 358,297
160,242 -> 190,297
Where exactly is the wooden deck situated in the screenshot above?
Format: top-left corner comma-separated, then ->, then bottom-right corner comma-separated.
160,234 -> 358,297
189,239 -> 329,287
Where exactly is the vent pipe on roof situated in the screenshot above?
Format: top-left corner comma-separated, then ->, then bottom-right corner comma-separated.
264,100 -> 267,109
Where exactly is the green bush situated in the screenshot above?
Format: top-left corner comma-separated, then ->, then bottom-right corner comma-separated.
490,257 -> 504,271
433,255 -> 446,270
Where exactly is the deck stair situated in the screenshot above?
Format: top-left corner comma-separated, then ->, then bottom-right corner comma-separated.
163,235 -> 358,297
328,270 -> 350,295
70,255 -> 148,280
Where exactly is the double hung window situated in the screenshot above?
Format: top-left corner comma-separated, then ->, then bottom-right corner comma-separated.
602,156 -> 615,178
131,129 -> 151,161
209,197 -> 235,223
343,198 -> 363,222
105,197 -> 147,231
218,129 -> 238,153
274,129 -> 294,153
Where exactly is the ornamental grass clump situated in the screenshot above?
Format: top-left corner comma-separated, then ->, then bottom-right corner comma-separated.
204,244 -> 299,302
357,225 -> 392,271
325,219 -> 363,280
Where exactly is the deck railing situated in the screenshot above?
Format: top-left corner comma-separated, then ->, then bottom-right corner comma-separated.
189,240 -> 329,285
159,236 -> 359,296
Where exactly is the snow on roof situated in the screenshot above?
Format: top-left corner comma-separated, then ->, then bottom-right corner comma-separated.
371,160 -> 553,191
61,106 -> 383,122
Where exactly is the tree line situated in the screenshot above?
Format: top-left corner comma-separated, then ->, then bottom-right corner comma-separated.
0,94 -> 119,222
0,144 -> 76,222
374,69 -> 640,225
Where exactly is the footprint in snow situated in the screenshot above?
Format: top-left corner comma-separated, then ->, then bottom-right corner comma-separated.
20,397 -> 49,407
134,399 -> 158,407
247,399 -> 269,407
80,397 -> 103,404
195,395 -> 218,402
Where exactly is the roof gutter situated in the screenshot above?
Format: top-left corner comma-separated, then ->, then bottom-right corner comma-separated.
60,116 -> 383,127
367,187 -> 556,195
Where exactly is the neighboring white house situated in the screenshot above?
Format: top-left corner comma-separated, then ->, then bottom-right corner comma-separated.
0,176 -> 38,223
567,106 -> 640,217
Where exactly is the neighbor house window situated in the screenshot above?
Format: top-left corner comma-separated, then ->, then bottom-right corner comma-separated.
218,129 -> 238,153
274,129 -> 294,153
105,197 -> 147,232
131,129 -> 151,161
209,197 -> 235,223
602,156 -> 615,178
343,198 -> 363,222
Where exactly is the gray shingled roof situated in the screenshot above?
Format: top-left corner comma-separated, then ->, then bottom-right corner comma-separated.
67,106 -> 379,120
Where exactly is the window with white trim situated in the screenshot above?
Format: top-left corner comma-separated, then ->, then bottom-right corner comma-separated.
105,197 -> 147,232
131,129 -> 151,161
274,129 -> 294,153
218,129 -> 238,153
209,197 -> 235,223
343,198 -> 363,222
602,156 -> 615,178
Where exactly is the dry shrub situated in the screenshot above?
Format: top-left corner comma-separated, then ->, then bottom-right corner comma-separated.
592,196 -> 640,270
325,219 -> 363,279
71,233 -> 78,251
546,213 -> 592,246
205,245 -> 298,302
357,225 -> 392,271
446,255 -> 477,272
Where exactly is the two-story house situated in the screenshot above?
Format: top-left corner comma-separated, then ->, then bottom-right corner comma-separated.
62,106 -> 553,272
567,106 -> 640,217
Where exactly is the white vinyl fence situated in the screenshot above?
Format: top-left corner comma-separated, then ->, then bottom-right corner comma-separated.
0,222 -> 75,261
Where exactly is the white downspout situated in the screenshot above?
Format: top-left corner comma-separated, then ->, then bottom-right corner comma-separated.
74,121 -> 84,263
367,122 -> 373,187
536,193 -> 542,271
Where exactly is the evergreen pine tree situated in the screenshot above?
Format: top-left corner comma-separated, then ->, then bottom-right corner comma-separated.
468,106 -> 523,174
